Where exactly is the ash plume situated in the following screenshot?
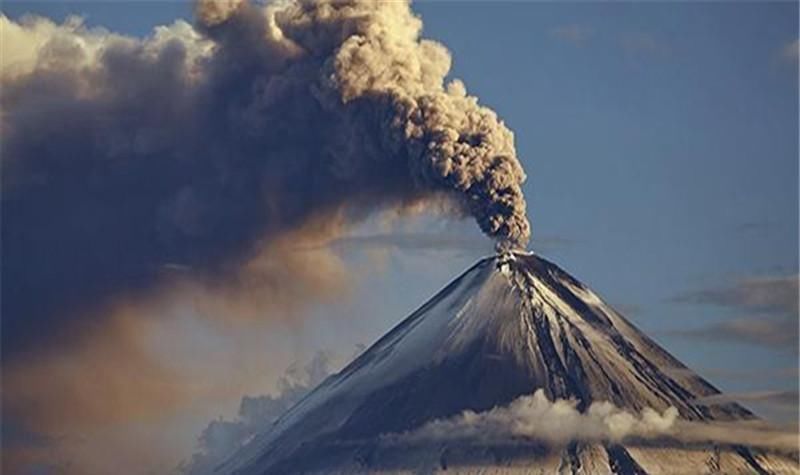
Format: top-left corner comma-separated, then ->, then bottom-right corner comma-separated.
1,0 -> 530,359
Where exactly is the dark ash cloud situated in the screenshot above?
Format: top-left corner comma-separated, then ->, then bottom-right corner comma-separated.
1,0 -> 530,361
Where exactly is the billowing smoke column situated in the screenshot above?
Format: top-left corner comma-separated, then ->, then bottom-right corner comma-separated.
1,0 -> 530,357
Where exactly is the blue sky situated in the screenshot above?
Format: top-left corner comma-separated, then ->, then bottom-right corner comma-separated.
2,0 -> 798,471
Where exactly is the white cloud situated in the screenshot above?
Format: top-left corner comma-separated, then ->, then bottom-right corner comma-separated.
394,390 -> 798,451
396,389 -> 678,445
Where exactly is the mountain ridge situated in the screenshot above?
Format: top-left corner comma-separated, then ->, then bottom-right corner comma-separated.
222,252 -> 798,474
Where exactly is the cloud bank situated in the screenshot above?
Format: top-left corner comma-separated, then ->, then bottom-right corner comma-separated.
398,389 -> 678,445
396,390 -> 798,452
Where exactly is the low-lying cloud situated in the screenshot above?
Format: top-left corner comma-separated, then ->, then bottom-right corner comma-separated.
396,390 -> 798,452
398,390 -> 678,445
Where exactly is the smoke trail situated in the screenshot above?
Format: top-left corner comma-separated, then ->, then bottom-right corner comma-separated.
1,0 -> 529,359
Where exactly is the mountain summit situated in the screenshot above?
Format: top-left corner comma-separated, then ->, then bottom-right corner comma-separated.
223,252 -> 798,474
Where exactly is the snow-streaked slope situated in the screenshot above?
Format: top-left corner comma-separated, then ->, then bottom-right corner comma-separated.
223,252 -> 797,475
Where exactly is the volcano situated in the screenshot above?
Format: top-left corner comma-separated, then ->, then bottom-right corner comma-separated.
222,252 -> 798,474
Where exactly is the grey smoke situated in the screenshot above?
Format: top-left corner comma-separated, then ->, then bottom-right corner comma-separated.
1,0 -> 530,359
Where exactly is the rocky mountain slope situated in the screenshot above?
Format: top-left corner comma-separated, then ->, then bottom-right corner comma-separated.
222,252 -> 798,474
